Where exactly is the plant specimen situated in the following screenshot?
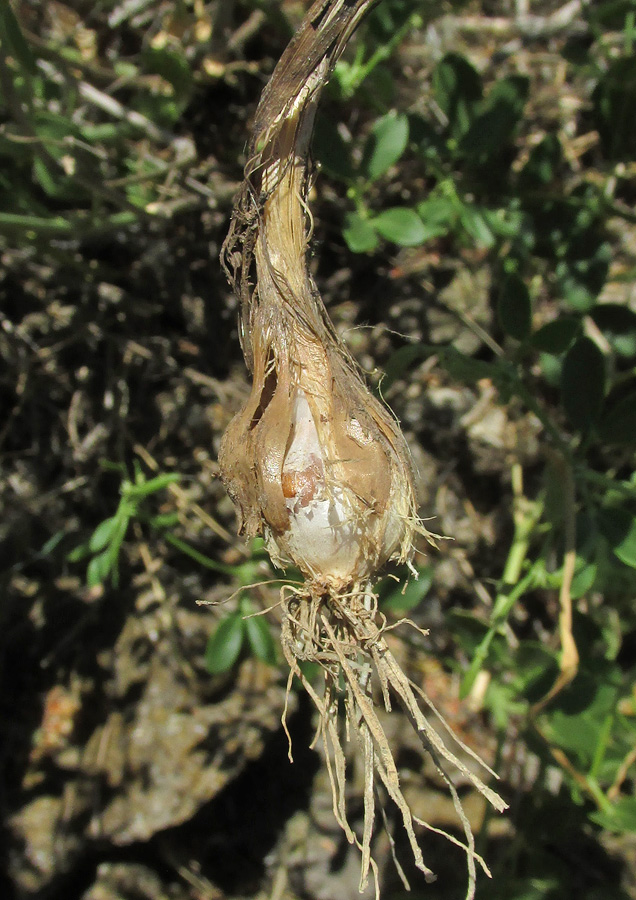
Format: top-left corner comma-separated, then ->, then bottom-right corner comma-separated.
219,2 -> 506,897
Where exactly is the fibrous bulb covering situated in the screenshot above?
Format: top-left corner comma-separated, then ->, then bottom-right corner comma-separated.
219,110 -> 418,591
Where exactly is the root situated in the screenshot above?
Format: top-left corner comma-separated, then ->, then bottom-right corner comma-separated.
281,586 -> 507,899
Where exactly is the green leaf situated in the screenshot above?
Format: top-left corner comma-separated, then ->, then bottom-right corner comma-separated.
542,692 -> 616,768
33,111 -> 81,153
88,516 -> 120,554
0,210 -> 138,236
591,797 -> 636,834
598,507 -> 636,568
415,193 -> 457,238
380,568 -> 433,614
498,274 -> 532,341
511,642 -> 559,702
358,64 -> 395,109
164,533 -> 237,576
32,158 -> 59,198
32,155 -> 85,203
67,542 -> 91,563
586,0 -> 636,30
540,351 -> 562,387
561,337 -> 605,432
519,134 -> 563,188
570,555 -> 598,599
531,316 -> 580,353
461,75 -> 529,161
105,514 -> 130,588
381,344 -> 431,390
438,346 -> 502,384
483,678 -> 524,729
593,54 -> 636,160
599,391 -> 636,445
141,46 -> 193,114
409,113 -> 446,161
432,53 -> 482,141
87,550 -> 112,588
312,114 -> 355,181
123,472 -> 179,500
590,304 -> 636,358
149,512 -> 181,529
39,531 -> 66,557
0,2 -> 37,74
459,204 -> 495,249
556,241 -> 612,312
361,112 -> 409,182
367,0 -> 414,38
244,614 -> 277,666
481,205 -> 526,240
372,206 -> 428,246
448,610 -> 490,657
343,211 -> 379,253
204,614 -> 245,674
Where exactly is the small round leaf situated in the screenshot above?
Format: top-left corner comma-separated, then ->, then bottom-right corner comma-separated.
561,337 -> 605,432
244,615 -> 277,666
498,274 -> 532,341
361,112 -> 409,182
343,211 -> 379,254
531,316 -> 580,354
372,207 -> 428,246
204,615 -> 245,674
599,391 -> 636,445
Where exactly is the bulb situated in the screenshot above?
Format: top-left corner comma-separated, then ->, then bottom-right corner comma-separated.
220,325 -> 417,590
218,69 -> 419,590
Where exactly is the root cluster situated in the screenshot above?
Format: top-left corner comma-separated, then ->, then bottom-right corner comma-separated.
281,586 -> 506,898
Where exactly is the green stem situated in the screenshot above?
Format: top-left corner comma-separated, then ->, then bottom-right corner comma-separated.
461,465 -> 543,698
0,209 -> 139,236
585,775 -> 614,814
589,713 -> 614,782
339,10 -> 420,98
164,533 -> 237,577
579,467 -> 636,498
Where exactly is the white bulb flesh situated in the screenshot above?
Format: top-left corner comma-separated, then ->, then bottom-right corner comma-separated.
279,390 -> 370,581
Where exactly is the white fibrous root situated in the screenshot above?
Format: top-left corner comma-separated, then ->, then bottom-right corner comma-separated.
218,2 -> 507,898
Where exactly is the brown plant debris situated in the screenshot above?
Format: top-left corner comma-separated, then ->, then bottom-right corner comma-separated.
218,1 -> 507,896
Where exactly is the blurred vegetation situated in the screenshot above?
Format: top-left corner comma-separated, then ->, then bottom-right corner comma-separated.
1,1 -> 636,899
